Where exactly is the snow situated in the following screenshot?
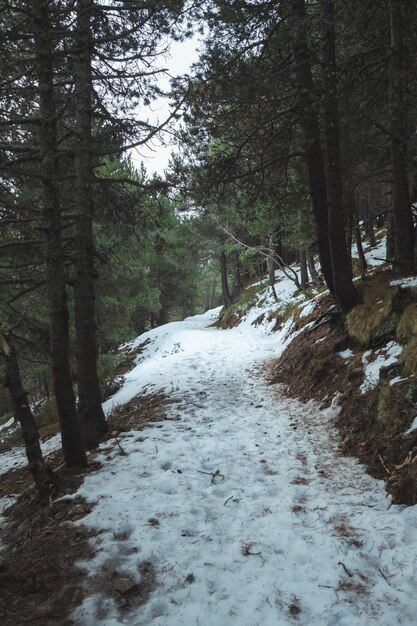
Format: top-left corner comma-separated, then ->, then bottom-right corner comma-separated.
2,235 -> 417,625
390,376 -> 406,387
364,236 -> 386,268
0,417 -> 14,433
338,349 -> 354,359
67,312 -> 417,626
299,299 -> 317,318
0,432 -> 61,475
405,416 -> 417,435
391,277 -> 417,289
360,342 -> 403,394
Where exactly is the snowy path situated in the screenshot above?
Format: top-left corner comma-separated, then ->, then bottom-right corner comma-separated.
72,310 -> 417,626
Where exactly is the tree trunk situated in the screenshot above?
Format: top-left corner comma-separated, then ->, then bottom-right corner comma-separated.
0,333 -> 57,502
267,232 -> 279,302
267,234 -> 276,282
355,219 -> 368,279
364,195 -> 377,246
320,0 -> 359,312
290,0 -> 335,297
230,250 -> 243,302
219,251 -> 232,308
345,200 -> 353,265
387,210 -> 396,261
306,248 -> 322,287
73,0 -> 107,448
158,303 -> 169,326
389,0 -> 414,273
299,248 -> 308,289
32,0 -> 87,468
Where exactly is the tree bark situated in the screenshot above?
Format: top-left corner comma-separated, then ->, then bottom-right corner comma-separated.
320,0 -> 359,312
299,247 -> 308,289
73,0 -> 107,448
386,210 -> 396,261
354,219 -> 368,279
219,251 -> 232,308
389,0 -> 414,273
364,195 -> 377,246
289,0 -> 335,297
230,250 -> 243,302
267,233 -> 279,302
32,0 -> 87,468
306,248 -> 322,286
0,333 -> 57,501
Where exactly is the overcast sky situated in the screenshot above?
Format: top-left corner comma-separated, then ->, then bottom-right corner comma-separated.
130,35 -> 202,177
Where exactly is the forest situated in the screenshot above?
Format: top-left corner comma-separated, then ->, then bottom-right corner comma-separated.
1,1 -> 417,624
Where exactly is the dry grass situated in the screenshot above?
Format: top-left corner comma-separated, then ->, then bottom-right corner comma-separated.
397,303 -> 417,341
399,336 -> 417,375
337,580 -> 368,594
291,505 -> 306,514
291,476 -> 309,486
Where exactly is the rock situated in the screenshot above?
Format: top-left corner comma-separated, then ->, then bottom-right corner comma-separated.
112,575 -> 137,594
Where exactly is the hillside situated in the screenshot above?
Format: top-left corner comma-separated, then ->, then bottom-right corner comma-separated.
1,234 -> 417,625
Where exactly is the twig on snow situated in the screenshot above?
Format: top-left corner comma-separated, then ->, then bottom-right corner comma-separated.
224,495 -> 240,506
114,437 -> 127,456
338,561 -> 353,578
197,469 -> 225,484
378,567 -> 392,587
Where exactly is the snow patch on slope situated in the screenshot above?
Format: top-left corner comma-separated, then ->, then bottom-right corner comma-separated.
360,342 -> 403,394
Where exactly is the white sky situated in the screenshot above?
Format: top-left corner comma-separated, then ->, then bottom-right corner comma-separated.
130,35 -> 202,177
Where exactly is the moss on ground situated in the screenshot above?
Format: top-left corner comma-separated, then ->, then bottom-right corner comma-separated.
400,336 -> 417,375
346,282 -> 401,345
397,303 -> 417,341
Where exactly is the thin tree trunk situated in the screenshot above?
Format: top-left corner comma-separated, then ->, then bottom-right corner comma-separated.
320,0 -> 359,312
299,247 -> 308,289
230,250 -> 243,302
267,232 -> 279,302
354,219 -> 368,278
365,219 -> 376,247
267,256 -> 279,303
290,0 -> 335,297
306,248 -> 322,287
267,255 -> 276,286
345,200 -> 353,265
73,0 -> 107,448
387,210 -> 396,261
364,195 -> 377,246
389,0 -> 414,273
219,251 -> 232,308
158,299 -> 169,326
32,0 -> 87,468
0,333 -> 57,501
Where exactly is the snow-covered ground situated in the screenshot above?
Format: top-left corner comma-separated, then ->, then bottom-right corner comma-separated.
2,230 -> 417,625
68,307 -> 417,626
